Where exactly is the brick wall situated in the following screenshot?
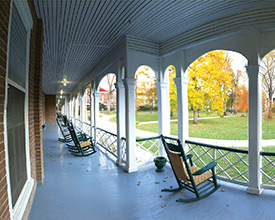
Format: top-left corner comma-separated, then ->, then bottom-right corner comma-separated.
28,12 -> 44,183
23,1 -> 44,219
45,95 -> 57,122
0,1 -> 11,219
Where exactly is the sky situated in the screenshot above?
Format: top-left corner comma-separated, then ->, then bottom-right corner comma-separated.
228,51 -> 248,87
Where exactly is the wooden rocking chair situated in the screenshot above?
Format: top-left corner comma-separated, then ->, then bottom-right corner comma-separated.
56,117 -> 72,142
67,122 -> 96,157
161,135 -> 220,202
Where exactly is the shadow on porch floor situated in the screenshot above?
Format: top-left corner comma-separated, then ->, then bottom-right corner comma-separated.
28,122 -> 275,220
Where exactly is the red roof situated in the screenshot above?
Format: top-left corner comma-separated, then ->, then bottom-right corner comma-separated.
99,87 -> 108,92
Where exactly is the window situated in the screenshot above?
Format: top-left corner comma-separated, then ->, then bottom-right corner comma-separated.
5,3 -> 32,210
7,85 -> 27,206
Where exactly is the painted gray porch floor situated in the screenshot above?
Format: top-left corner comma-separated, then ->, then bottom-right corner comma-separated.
28,122 -> 275,220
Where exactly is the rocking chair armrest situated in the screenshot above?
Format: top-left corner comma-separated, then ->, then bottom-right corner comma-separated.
192,162 -> 217,176
79,135 -> 93,142
185,154 -> 194,166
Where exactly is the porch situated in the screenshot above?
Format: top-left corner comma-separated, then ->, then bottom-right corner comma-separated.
28,122 -> 275,220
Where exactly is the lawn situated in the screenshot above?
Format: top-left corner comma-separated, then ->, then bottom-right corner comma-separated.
187,144 -> 275,184
108,110 -> 219,123
137,116 -> 275,140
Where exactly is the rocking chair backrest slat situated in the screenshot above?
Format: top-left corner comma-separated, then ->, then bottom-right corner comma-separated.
56,118 -> 66,136
68,122 -> 80,147
165,147 -> 190,182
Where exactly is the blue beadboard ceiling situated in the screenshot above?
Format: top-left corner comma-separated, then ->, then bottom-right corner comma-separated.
33,0 -> 275,95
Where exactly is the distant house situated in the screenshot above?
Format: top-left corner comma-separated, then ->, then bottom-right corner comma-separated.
99,87 -> 117,109
99,87 -> 108,105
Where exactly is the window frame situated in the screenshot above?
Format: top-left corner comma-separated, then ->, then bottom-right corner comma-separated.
3,1 -> 34,220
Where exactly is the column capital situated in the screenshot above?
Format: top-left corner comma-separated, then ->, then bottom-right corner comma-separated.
174,76 -> 189,86
155,81 -> 169,90
115,81 -> 125,90
245,65 -> 260,76
123,78 -> 136,87
93,92 -> 100,98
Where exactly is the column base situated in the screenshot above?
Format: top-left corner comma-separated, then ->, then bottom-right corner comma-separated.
116,159 -> 122,167
247,186 -> 263,195
124,165 -> 138,173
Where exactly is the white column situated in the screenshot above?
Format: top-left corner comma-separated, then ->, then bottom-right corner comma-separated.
174,77 -> 189,143
93,92 -> 100,143
156,81 -> 170,156
65,97 -> 69,116
68,100 -> 71,119
80,93 -> 84,130
82,92 -> 87,122
123,78 -> 137,173
90,87 -> 94,137
75,98 -> 78,122
246,64 -> 263,195
115,82 -> 126,166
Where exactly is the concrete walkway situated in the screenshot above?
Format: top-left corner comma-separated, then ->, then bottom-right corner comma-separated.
98,114 -> 275,147
138,115 -> 233,125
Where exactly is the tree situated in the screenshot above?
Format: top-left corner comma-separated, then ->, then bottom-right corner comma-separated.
168,65 -> 177,116
145,78 -> 158,112
106,74 -> 116,113
229,69 -> 244,114
135,66 -> 157,112
187,50 -> 233,124
235,85 -> 248,113
262,50 -> 275,113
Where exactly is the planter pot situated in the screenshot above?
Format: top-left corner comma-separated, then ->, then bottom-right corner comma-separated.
154,156 -> 167,172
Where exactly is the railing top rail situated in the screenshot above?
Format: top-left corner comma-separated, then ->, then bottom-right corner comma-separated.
82,121 -> 91,126
136,135 -> 161,142
185,140 -> 248,154
162,135 -> 178,141
260,151 -> 275,156
96,127 -> 117,137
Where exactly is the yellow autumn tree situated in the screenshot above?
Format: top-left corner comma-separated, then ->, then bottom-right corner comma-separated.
135,66 -> 157,112
187,50 -> 233,124
168,65 -> 177,116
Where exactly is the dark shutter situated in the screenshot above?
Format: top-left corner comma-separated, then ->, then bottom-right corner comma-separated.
7,85 -> 27,207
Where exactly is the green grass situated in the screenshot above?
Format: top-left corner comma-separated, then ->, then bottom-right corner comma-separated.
108,110 -> 220,124
137,116 -> 275,140
188,111 -> 218,118
188,144 -> 275,185
136,137 -> 159,155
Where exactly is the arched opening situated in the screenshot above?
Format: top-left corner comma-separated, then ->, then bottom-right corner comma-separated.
135,65 -> 158,134
260,49 -> 275,185
97,73 -> 117,134
134,65 -> 159,164
184,50 -> 250,183
186,50 -> 248,141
